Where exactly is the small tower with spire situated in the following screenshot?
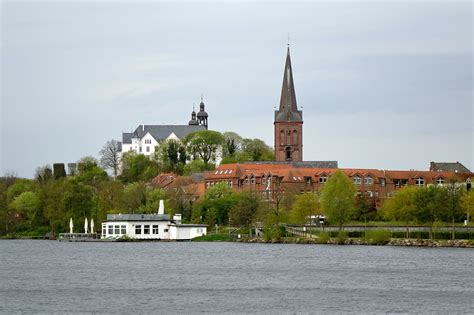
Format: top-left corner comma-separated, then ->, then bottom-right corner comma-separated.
196,95 -> 209,129
188,105 -> 199,126
274,46 -> 303,162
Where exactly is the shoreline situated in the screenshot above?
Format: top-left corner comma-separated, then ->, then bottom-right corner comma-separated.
1,235 -> 473,248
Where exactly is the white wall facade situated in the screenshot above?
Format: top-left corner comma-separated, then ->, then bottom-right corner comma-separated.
102,221 -> 170,240
101,221 -> 206,240
169,225 -> 207,240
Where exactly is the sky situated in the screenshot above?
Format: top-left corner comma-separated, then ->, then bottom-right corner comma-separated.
1,0 -> 473,178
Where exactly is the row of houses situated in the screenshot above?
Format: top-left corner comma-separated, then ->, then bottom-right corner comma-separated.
150,161 -> 472,209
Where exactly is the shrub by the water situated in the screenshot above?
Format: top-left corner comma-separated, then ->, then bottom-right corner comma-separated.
317,231 -> 330,244
365,229 -> 391,245
192,234 -> 233,242
336,231 -> 348,244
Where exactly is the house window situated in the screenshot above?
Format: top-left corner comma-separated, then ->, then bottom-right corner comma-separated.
102,226 -> 106,236
415,177 -> 425,186
228,181 -> 233,188
268,175 -> 272,186
366,191 -> 373,197
152,225 -> 159,234
319,175 -> 327,183
353,176 -> 361,185
129,147 -> 133,151
286,131 -> 291,145
262,177 -> 266,185
139,147 -> 142,153
436,177 -> 445,185
146,146 -> 150,152
144,225 -> 150,234
380,178 -> 386,187
251,176 -> 255,185
135,225 -> 142,234
164,229 -> 169,233
245,177 -> 249,186
114,225 -> 120,235
108,225 -> 113,235
305,177 -> 312,185
364,176 -> 373,185
280,131 -> 285,146
293,130 -> 298,145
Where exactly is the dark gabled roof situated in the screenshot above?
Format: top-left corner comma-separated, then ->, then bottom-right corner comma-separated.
122,125 -> 206,144
430,161 -> 471,173
275,47 -> 303,122
122,132 -> 133,144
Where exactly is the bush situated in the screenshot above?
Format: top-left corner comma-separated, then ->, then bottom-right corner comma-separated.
317,231 -> 330,244
365,229 -> 391,245
336,231 -> 348,244
192,234 -> 233,242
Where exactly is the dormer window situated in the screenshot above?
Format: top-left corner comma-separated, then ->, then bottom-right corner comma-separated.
364,176 -> 373,185
262,177 -> 266,185
244,177 -> 249,186
251,176 -> 255,185
305,177 -> 312,185
415,177 -> 425,186
319,175 -> 327,183
436,177 -> 445,185
353,176 -> 361,185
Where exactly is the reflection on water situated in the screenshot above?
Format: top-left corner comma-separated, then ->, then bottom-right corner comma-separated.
0,240 -> 473,313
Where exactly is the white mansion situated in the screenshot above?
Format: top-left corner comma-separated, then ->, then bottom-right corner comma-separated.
120,100 -> 209,157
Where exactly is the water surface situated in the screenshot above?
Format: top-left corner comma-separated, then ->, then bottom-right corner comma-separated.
1,240 -> 473,313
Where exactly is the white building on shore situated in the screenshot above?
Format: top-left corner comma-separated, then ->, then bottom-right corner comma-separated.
101,213 -> 207,241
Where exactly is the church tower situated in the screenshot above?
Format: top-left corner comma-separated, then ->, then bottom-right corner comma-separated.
274,47 -> 303,162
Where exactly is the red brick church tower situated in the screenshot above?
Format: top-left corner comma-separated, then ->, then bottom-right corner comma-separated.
274,47 -> 303,162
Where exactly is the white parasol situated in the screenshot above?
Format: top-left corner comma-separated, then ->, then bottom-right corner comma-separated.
69,218 -> 73,234
84,218 -> 88,234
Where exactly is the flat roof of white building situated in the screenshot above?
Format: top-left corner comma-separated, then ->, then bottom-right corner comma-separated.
106,214 -> 170,221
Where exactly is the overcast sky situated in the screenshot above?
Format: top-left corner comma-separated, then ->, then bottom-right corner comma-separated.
1,0 -> 472,178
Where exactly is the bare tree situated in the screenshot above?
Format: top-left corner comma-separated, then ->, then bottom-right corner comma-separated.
99,140 -> 121,178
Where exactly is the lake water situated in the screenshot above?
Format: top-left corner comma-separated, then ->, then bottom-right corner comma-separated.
0,240 -> 473,314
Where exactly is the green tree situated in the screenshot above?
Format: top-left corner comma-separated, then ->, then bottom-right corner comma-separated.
241,138 -> 274,161
35,165 -> 53,186
413,186 -> 442,239
155,139 -> 187,175
63,182 -> 97,230
120,182 -> 147,214
182,159 -> 214,175
11,191 -> 41,223
461,189 -> 474,224
229,192 -> 263,227
138,188 -> 168,214
320,170 -> 356,231
77,156 -> 99,173
96,180 -> 124,221
222,132 -> 243,157
290,192 -> 321,225
437,182 -> 465,239
192,182 -> 236,226
42,179 -> 71,234
119,151 -> 160,183
184,130 -> 224,167
382,186 -> 418,238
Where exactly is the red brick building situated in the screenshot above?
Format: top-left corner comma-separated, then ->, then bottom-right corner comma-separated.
204,163 -> 472,207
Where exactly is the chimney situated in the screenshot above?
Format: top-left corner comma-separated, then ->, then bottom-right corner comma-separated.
142,124 -> 145,132
173,214 -> 182,224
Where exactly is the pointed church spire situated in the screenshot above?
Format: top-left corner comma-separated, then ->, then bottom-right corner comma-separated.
275,47 -> 302,122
